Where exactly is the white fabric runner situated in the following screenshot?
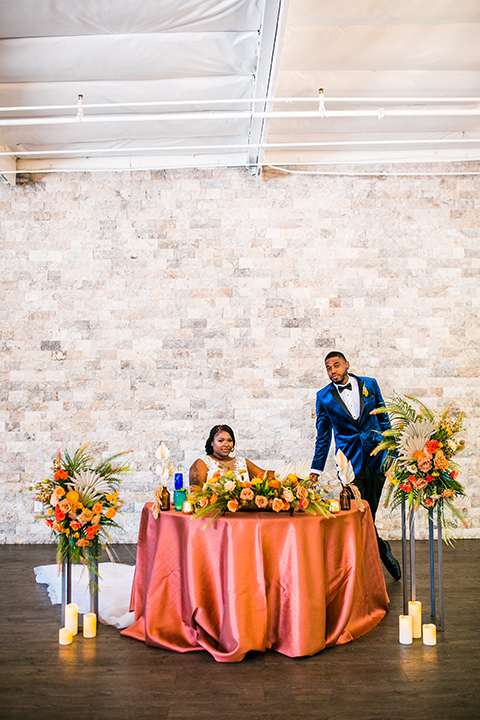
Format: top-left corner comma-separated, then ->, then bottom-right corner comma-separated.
34,563 -> 136,629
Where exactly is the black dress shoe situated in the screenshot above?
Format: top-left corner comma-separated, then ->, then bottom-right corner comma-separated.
381,541 -> 401,581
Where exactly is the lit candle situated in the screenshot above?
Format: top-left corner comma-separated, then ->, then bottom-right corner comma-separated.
422,623 -> 437,646
59,627 -> 73,645
399,614 -> 413,644
65,603 -> 78,636
329,499 -> 341,513
408,600 -> 422,638
83,612 -> 97,638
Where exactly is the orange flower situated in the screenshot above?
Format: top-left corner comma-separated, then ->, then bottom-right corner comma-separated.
209,494 -> 218,505
79,508 -> 94,523
227,499 -> 239,512
85,524 -> 100,539
426,441 -> 439,454
70,521 -> 81,531
442,489 -> 455,498
240,488 -> 254,501
76,539 -> 91,547
239,481 -> 252,488
54,486 -> 66,497
58,499 -> 71,514
268,479 -> 280,488
92,502 -> 103,514
413,450 -> 426,461
45,519 -> 53,528
299,498 -> 310,510
54,470 -> 68,481
54,507 -> 66,522
66,490 -> 79,505
272,498 -> 284,513
434,451 -> 449,471
296,486 -> 309,500
105,507 -> 116,519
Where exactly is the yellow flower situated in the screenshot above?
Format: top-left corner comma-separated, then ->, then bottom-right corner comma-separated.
105,507 -> 116,519
47,508 -> 53,516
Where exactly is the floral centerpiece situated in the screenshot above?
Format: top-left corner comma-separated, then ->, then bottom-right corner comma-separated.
371,396 -> 466,540
189,468 -> 331,521
32,444 -> 132,571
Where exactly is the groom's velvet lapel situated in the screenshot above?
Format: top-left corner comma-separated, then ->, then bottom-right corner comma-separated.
358,377 -> 365,418
328,383 -> 353,419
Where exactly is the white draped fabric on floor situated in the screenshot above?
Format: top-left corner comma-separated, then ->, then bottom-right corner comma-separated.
34,563 -> 136,629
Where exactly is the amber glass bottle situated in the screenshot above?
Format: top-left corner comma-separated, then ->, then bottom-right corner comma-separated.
339,486 -> 351,510
161,485 -> 171,511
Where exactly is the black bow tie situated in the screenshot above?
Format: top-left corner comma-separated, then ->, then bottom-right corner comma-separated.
337,383 -> 352,393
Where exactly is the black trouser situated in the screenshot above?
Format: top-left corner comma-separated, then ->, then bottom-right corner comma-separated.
353,461 -> 389,559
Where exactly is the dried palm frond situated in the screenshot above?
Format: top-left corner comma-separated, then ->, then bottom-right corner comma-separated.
67,469 -> 114,504
275,460 -> 312,482
397,419 -> 437,462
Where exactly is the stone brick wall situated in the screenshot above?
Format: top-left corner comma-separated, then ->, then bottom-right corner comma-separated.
1,165 -> 479,543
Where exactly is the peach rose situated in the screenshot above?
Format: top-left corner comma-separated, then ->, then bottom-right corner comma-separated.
49,492 -> 59,507
412,477 -> 428,490
272,498 -> 284,513
58,499 -> 71,513
282,489 -> 294,503
227,499 -> 239,512
417,457 -> 432,472
224,480 -> 236,492
79,508 -> 94,523
255,495 -> 268,509
92,514 -> 101,524
296,486 -> 309,500
240,488 -> 254,501
76,539 -> 91,547
442,489 -> 455,498
93,502 -> 103,514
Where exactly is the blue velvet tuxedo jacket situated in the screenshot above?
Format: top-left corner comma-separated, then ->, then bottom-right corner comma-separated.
311,374 -> 391,476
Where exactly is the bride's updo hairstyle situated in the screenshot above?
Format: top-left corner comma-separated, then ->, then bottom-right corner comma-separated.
205,424 -> 236,455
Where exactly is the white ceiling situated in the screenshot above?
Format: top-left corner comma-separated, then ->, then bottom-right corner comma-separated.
1,0 -> 479,182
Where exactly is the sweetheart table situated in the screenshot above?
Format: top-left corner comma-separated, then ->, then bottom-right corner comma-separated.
121,502 -> 389,662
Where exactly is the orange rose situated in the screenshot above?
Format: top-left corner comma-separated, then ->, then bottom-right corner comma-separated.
79,508 -> 94,523
239,481 -> 252,488
268,479 -> 280,488
55,486 -> 66,497
58,499 -> 71,513
93,502 -> 103,514
426,441 -> 439,454
272,498 -> 284,513
299,498 -> 310,510
54,470 -> 68,481
209,494 -> 218,505
227,499 -> 239,512
54,507 -> 66,522
70,521 -> 81,531
105,507 -> 116,519
240,488 -> 254,501
76,539 -> 91,547
413,450 -> 426,461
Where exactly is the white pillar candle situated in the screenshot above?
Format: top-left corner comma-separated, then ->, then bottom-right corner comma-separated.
422,623 -> 437,646
65,603 -> 78,636
59,627 -> 73,645
83,612 -> 97,638
408,600 -> 422,638
399,614 -> 413,644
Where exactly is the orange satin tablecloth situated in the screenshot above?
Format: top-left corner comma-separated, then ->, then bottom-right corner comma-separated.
121,502 -> 389,662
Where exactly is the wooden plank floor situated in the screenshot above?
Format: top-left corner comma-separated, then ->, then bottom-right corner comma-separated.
0,540 -> 479,720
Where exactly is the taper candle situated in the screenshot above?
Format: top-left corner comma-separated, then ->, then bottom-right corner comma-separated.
59,627 -> 73,645
83,612 -> 97,638
408,600 -> 422,638
422,623 -> 437,646
65,602 -> 78,635
398,614 -> 413,644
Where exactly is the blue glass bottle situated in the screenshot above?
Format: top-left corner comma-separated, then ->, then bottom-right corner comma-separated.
173,473 -> 186,511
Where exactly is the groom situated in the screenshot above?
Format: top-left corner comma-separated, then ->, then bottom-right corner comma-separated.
310,351 -> 401,580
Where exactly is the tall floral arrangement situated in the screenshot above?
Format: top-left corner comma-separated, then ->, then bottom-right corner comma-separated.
371,396 -> 466,540
32,444 -> 132,570
190,468 -> 331,521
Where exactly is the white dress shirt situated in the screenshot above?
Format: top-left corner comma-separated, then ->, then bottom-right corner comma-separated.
336,375 -> 360,420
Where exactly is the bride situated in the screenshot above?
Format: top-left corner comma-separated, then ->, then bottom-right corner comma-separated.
189,424 -> 275,488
